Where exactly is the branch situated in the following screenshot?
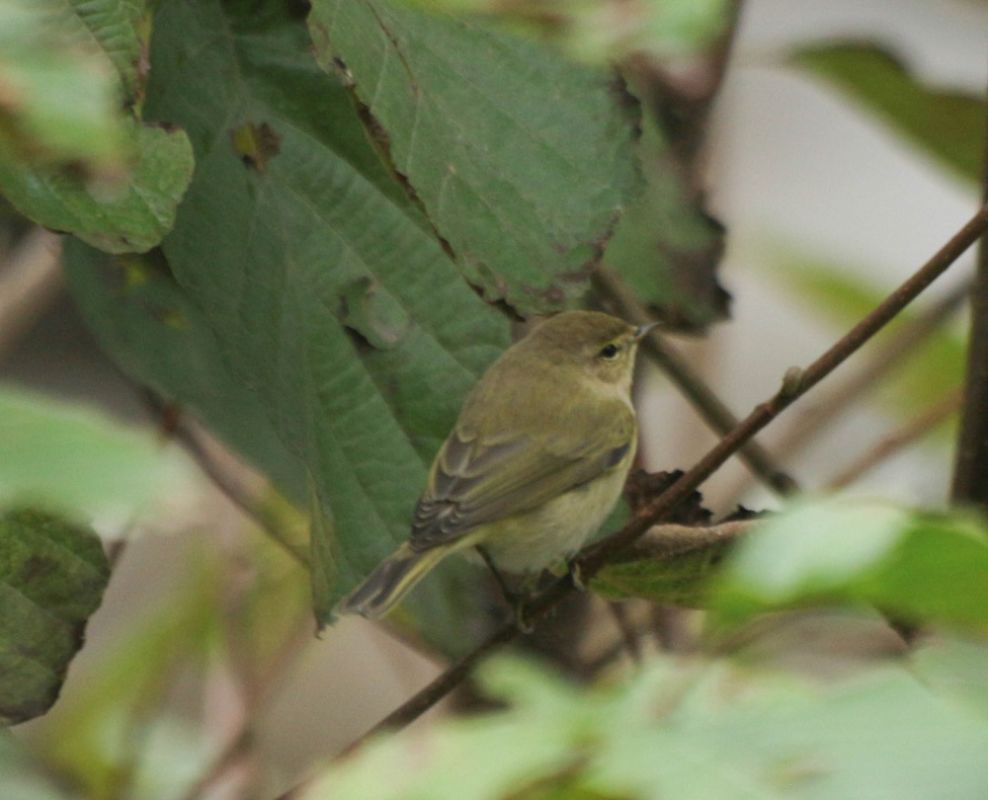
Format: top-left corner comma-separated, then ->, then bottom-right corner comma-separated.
285,204 -> 987,769
594,266 -> 797,495
774,280 -> 968,461
952,101 -> 988,505
827,389 -> 963,490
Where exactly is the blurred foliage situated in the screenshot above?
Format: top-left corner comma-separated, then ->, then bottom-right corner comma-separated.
405,0 -> 730,65
0,509 -> 109,725
0,0 -> 126,170
33,545 -> 224,800
1,730 -> 73,800
1,120 -> 194,254
711,498 -> 988,631
792,42 -> 985,184
0,384 -> 193,521
301,651 -> 988,799
764,250 -> 964,424
0,0 -> 193,253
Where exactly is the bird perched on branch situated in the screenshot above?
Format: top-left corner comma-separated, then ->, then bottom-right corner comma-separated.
340,310 -> 655,620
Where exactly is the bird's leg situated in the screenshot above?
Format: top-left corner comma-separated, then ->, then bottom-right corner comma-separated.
477,546 -> 533,633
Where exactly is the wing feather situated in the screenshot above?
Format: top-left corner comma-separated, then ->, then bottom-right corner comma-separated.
410,401 -> 634,551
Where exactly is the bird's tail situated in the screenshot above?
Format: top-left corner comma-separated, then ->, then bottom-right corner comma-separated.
339,542 -> 452,618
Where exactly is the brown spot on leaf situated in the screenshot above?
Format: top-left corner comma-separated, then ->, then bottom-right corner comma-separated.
230,121 -> 281,171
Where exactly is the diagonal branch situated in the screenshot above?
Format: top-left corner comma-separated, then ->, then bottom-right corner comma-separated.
952,99 -> 988,505
594,266 -> 798,495
827,388 -> 963,490
283,203 -> 988,769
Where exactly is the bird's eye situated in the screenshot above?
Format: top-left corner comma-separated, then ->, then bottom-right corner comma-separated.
598,343 -> 620,360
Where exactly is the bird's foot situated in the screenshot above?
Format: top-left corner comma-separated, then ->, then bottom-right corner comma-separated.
512,598 -> 535,634
567,558 -> 587,592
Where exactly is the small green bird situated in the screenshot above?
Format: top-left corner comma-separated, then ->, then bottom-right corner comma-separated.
340,310 -> 653,618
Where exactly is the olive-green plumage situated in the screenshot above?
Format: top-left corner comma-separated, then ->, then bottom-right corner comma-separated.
340,310 -> 651,618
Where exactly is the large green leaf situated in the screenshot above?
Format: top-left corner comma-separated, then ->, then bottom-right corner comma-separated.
0,0 -> 193,253
792,42 -> 985,184
711,499 -> 988,630
0,384 -> 192,523
308,0 -> 642,316
62,243 -> 308,503
136,0 -> 509,623
0,509 -> 110,725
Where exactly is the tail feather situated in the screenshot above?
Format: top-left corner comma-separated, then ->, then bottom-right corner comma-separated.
339,543 -> 451,618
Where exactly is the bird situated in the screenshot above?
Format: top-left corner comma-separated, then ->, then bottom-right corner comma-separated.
339,309 -> 654,619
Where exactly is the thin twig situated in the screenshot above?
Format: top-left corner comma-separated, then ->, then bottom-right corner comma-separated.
778,281 -> 968,460
594,267 -> 797,495
724,280 -> 969,503
276,204 -> 988,788
827,389 -> 963,490
952,99 -> 988,506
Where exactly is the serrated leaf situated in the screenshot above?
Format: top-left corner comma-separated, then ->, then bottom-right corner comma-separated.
0,509 -> 109,725
1,121 -> 194,253
309,0 -> 642,316
0,383 -> 192,522
138,0 -> 509,625
711,498 -> 988,630
791,42 -> 985,184
35,545 -> 222,799
62,242 -> 308,501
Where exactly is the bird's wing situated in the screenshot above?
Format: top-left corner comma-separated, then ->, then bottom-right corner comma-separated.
409,403 -> 635,551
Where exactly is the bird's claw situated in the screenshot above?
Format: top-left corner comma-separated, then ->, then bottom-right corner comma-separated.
568,559 -> 587,592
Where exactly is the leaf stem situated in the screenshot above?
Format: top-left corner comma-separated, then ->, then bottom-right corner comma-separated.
952,103 -> 988,506
827,388 -> 962,490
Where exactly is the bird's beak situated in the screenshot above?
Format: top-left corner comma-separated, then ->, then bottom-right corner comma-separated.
633,321 -> 659,341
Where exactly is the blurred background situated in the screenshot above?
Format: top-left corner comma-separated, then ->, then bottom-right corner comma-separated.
3,0 -> 986,797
